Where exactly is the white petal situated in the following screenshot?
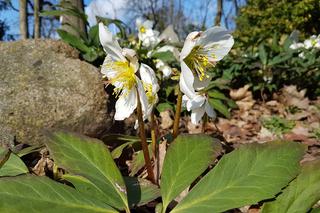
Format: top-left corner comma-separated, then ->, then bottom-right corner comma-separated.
197,26 -> 234,61
182,95 -> 190,108
159,25 -> 180,43
101,56 -> 117,78
114,88 -> 137,120
180,31 -> 199,60
161,65 -> 172,78
136,18 -> 143,28
191,106 -> 205,124
99,23 -> 125,61
205,101 -> 216,118
143,20 -> 154,29
140,63 -> 160,92
188,94 -> 206,111
122,48 -> 139,72
137,79 -> 149,120
179,62 -> 197,98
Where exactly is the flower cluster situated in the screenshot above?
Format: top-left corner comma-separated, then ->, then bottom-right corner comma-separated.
99,19 -> 234,125
290,35 -> 320,50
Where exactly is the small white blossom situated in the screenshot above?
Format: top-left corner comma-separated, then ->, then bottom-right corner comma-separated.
289,42 -> 304,50
136,18 -> 160,47
304,35 -> 320,49
156,60 -> 172,78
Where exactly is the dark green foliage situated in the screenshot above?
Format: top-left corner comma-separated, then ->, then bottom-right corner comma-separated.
216,35 -> 320,98
235,0 -> 320,46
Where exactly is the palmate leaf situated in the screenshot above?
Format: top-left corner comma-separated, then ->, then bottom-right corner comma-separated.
160,135 -> 222,212
0,175 -> 116,213
45,131 -> 129,211
261,159 -> 320,213
171,141 -> 305,213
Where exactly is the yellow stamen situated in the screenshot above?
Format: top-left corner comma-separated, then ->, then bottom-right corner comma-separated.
139,26 -> 146,33
105,61 -> 136,97
184,45 -> 215,81
143,82 -> 155,104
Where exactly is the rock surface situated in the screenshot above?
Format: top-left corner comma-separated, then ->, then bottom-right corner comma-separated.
0,39 -> 111,145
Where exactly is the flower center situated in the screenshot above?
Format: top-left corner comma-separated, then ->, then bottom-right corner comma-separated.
183,45 -> 215,81
139,26 -> 146,33
105,61 -> 136,97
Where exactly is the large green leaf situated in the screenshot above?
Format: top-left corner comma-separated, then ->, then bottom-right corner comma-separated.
64,175 -> 160,208
261,159 -> 320,213
0,148 -> 28,176
45,131 -> 129,211
171,141 -> 305,213
160,135 -> 222,212
0,175 -> 116,213
63,174 -> 113,204
124,177 -> 160,207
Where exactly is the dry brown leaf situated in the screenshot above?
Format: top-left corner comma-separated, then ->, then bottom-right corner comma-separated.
154,140 -> 166,184
187,120 -> 202,134
230,85 -> 251,100
291,124 -> 310,137
160,111 -> 174,130
281,85 -> 310,109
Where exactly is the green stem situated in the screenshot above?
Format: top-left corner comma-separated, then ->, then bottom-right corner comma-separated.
173,88 -> 183,139
136,92 -> 156,184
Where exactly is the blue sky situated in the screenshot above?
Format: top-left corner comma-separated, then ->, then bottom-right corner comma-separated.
0,0 -> 241,39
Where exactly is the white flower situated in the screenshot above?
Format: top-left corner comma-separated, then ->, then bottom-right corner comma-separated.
99,23 -> 148,120
134,64 -> 159,129
182,92 -> 216,124
179,26 -> 234,124
136,18 -> 160,47
298,52 -> 305,59
139,63 -> 160,117
156,60 -> 172,78
289,42 -> 304,50
304,35 -> 320,49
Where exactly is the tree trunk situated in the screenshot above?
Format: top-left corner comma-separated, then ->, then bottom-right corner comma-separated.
214,0 -> 223,26
34,0 -> 40,38
60,0 -> 86,37
19,0 -> 28,39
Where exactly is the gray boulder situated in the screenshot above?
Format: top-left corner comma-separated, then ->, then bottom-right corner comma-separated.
0,39 -> 111,145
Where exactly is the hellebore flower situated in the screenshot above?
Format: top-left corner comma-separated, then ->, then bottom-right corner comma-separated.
136,18 -> 160,47
139,63 -> 160,117
179,27 -> 234,124
99,23 -> 148,120
134,63 -> 160,129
